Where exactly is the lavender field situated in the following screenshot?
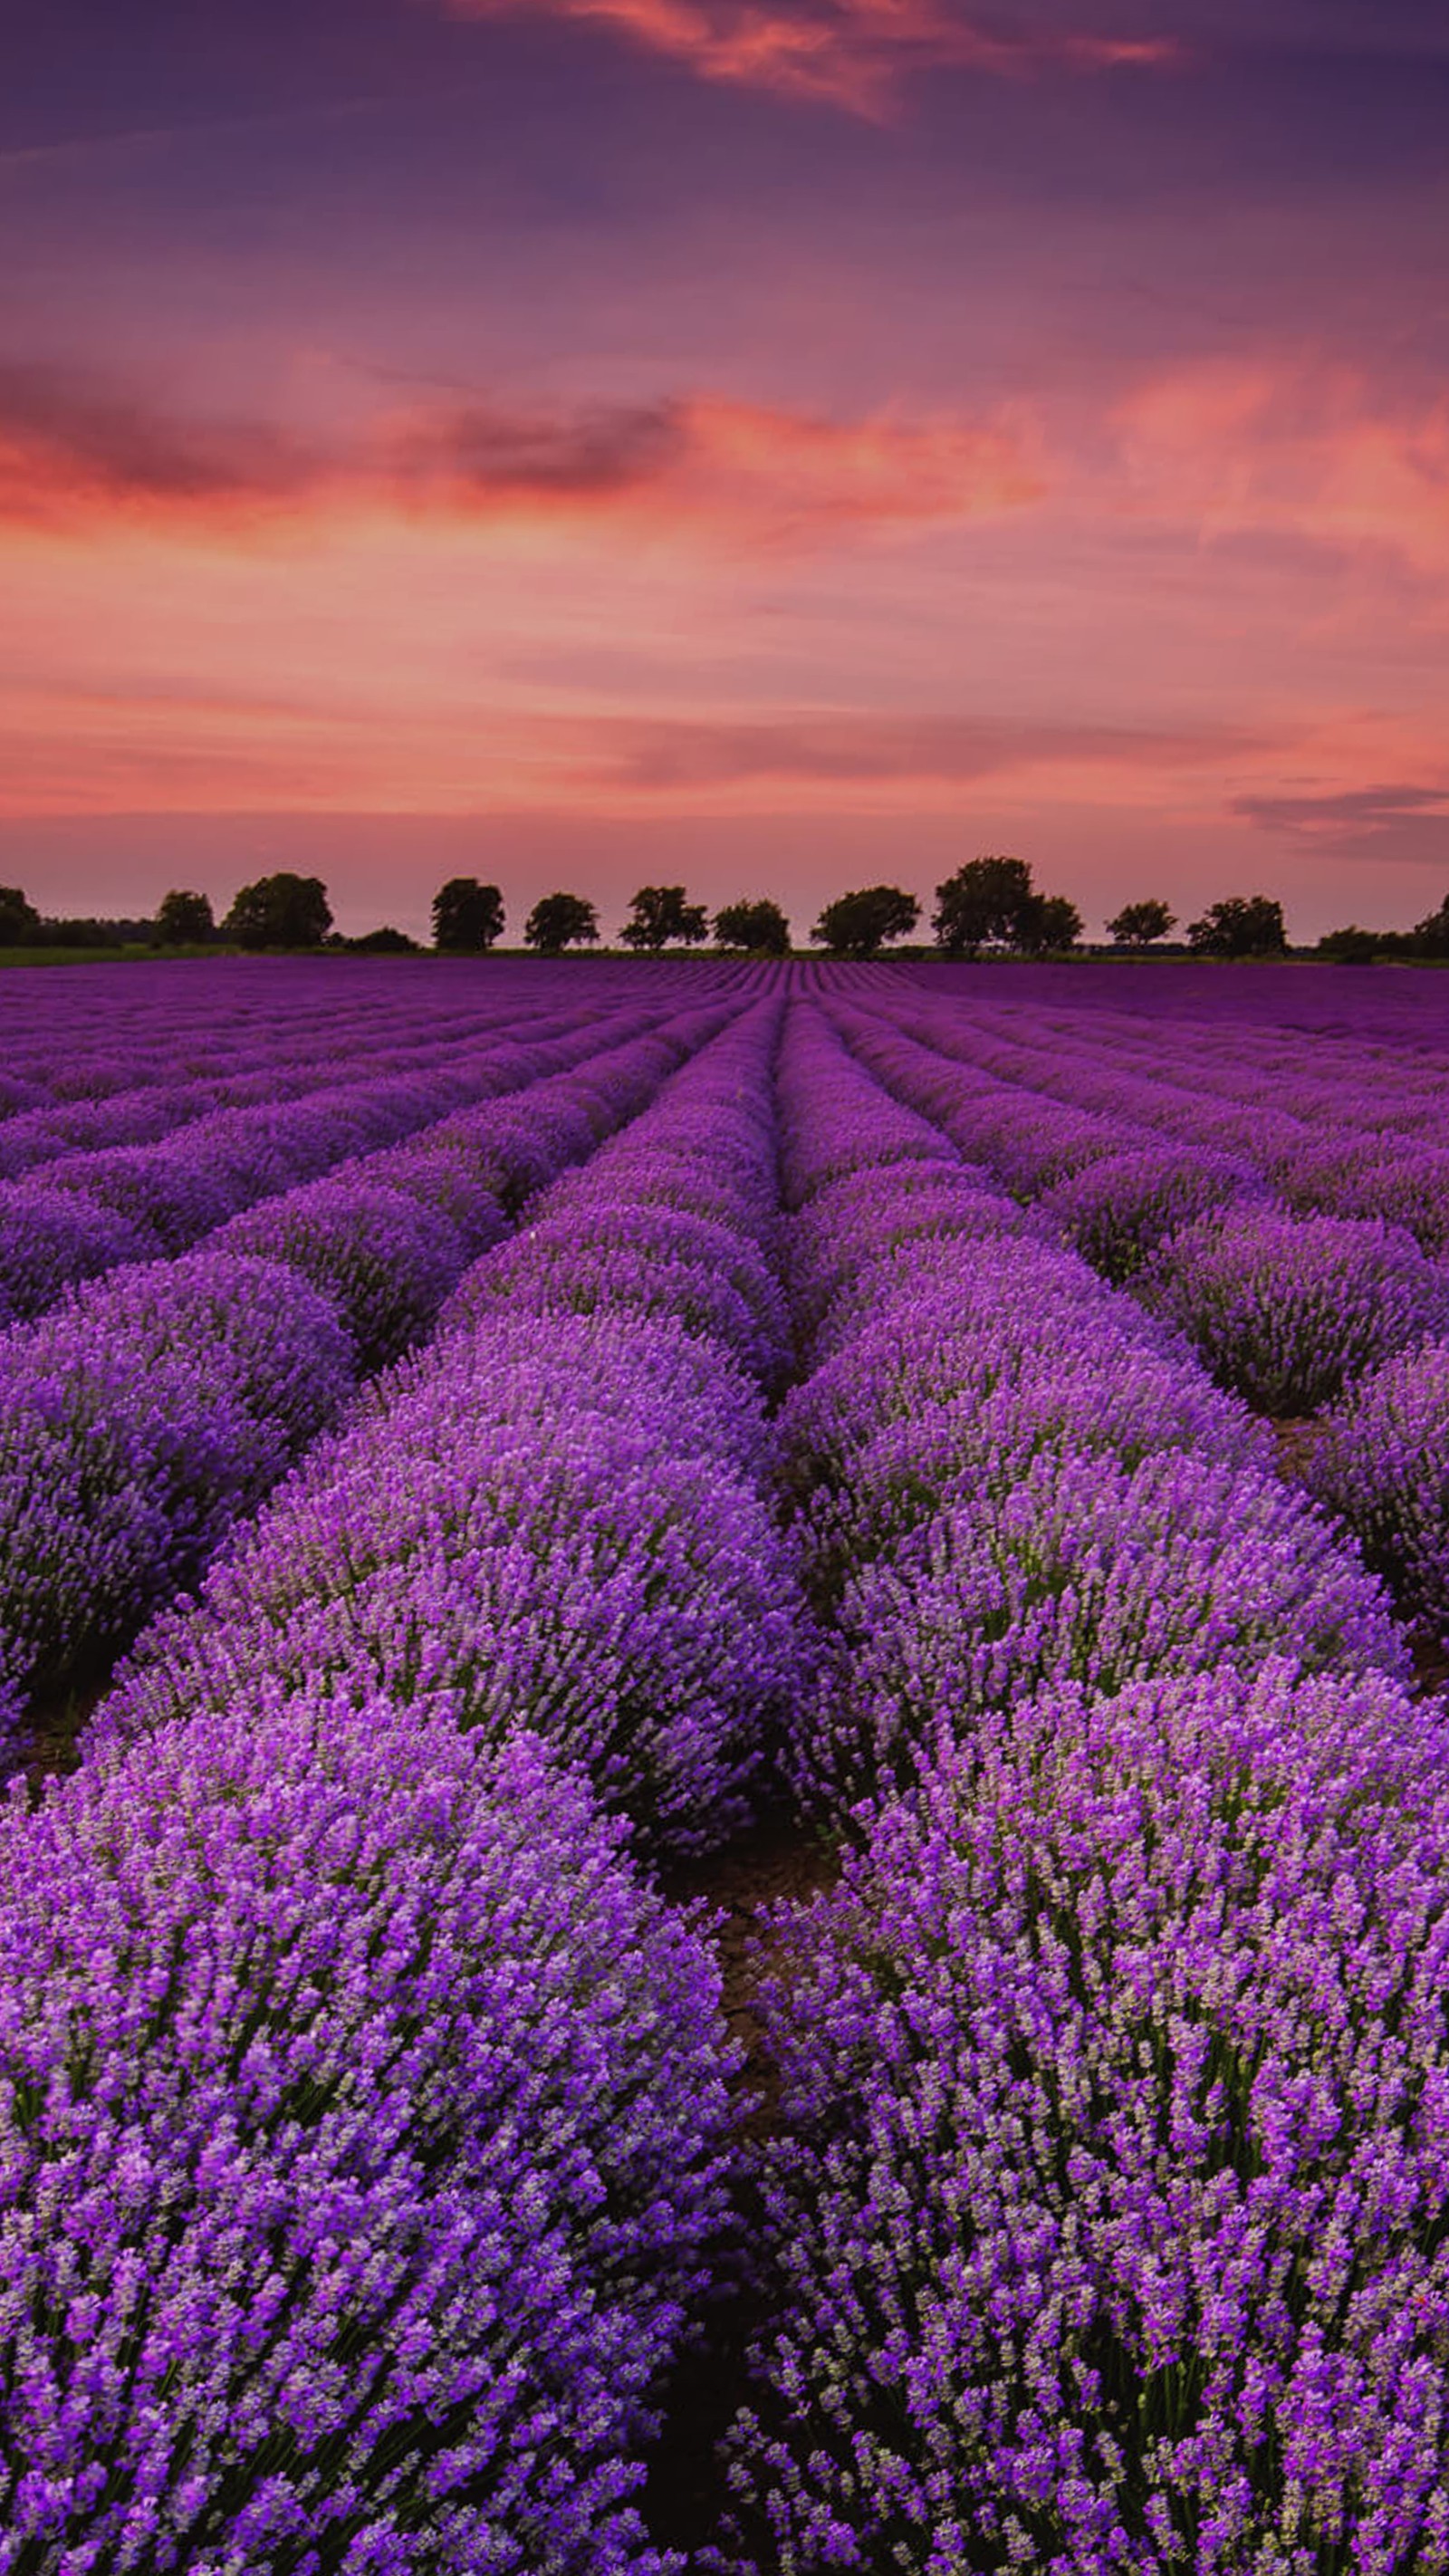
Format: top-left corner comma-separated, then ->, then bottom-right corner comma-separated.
5,953 -> 1449,2572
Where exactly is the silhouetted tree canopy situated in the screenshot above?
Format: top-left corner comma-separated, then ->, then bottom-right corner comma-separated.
619,886 -> 708,951
431,878 -> 505,954
1409,892 -> 1449,959
811,885 -> 919,958
713,899 -> 790,956
223,873 -> 332,951
1317,926 -> 1378,963
1106,899 -> 1176,947
1185,895 -> 1288,958
524,892 -> 599,955
349,926 -> 419,953
933,855 -> 1037,956
0,887 -> 40,946
155,889 -> 214,945
1022,893 -> 1083,953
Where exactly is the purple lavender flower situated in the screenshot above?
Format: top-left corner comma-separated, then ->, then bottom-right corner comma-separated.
0,1689 -> 736,2570
718,1662 -> 1449,2574
1140,1206 -> 1449,1413
1310,1335 -> 1449,1625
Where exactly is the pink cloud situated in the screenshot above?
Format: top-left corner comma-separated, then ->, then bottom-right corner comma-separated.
439,0 -> 1180,115
1108,357 -> 1449,578
0,363 -> 1045,548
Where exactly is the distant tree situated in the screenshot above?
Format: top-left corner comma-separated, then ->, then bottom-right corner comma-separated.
811,885 -> 920,959
619,886 -> 709,951
350,926 -> 420,953
1106,898 -> 1176,947
0,887 -> 40,946
1021,893 -> 1083,953
155,889 -> 214,945
223,872 -> 331,951
1185,895 -> 1288,959
1317,925 -> 1379,964
524,892 -> 599,955
1409,892 -> 1449,959
37,916 -> 154,948
713,899 -> 790,956
432,877 -> 505,954
933,855 -> 1036,956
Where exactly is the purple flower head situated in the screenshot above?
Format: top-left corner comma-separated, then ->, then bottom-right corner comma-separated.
1310,1334 -> 1449,1624
0,1687 -> 736,2569
1141,1206 -> 1449,1414
719,1661 -> 1449,2573
1047,1145 -> 1265,1283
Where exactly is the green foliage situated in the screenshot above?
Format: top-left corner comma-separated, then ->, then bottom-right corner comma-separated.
432,877 -> 505,954
155,889 -> 214,945
713,899 -> 791,956
811,885 -> 919,959
523,891 -> 600,954
223,872 -> 332,951
619,886 -> 708,951
1106,898 -> 1176,947
1185,895 -> 1288,958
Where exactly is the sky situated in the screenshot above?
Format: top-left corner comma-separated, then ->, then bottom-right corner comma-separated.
3,0 -> 1448,941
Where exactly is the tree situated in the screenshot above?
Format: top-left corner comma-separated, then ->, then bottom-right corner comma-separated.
1317,925 -> 1379,964
933,856 -> 1083,956
524,892 -> 599,955
933,855 -> 1036,956
432,878 -> 505,954
1106,899 -> 1176,947
619,886 -> 709,952
223,872 -> 331,951
713,899 -> 791,956
811,885 -> 919,959
1185,895 -> 1288,959
1409,893 -> 1449,960
350,926 -> 419,953
1021,893 -> 1083,954
155,889 -> 214,945
0,887 -> 40,946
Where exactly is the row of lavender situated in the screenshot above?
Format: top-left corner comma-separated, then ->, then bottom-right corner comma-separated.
831,991 -> 1449,1630
0,972 -> 706,1322
0,1004 -> 817,2567
4,965 -> 1449,2564
711,1006 -> 1449,2571
0,990 -> 754,1735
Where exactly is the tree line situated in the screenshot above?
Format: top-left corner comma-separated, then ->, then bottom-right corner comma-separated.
5,866 -> 1419,962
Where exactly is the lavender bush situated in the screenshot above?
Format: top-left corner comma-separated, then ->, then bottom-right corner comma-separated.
1139,1207 -> 1449,1413
0,1252 -> 355,1710
1310,1336 -> 1449,1625
801,1444 -> 1406,1811
720,1662 -> 1449,2574
0,1687 -> 736,2571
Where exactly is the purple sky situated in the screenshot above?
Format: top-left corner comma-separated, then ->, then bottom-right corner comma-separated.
3,0 -> 1447,939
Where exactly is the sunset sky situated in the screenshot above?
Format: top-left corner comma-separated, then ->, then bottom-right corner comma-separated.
4,0 -> 1448,940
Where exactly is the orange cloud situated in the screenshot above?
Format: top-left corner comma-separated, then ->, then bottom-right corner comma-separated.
441,0 -> 1180,114
0,365 -> 1045,549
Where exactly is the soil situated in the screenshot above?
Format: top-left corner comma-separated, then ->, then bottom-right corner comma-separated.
645,1808 -> 836,2560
